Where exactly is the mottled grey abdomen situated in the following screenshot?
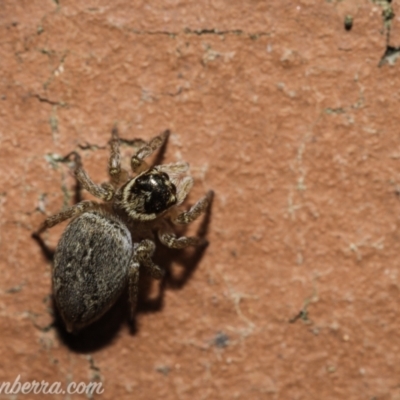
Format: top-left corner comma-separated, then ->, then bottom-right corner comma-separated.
53,210 -> 132,332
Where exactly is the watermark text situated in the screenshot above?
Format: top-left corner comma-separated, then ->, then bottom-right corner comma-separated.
0,375 -> 104,395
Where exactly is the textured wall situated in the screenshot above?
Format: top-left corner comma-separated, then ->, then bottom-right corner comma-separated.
0,0 -> 399,399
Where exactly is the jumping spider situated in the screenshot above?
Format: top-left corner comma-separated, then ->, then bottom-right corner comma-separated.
34,128 -> 213,333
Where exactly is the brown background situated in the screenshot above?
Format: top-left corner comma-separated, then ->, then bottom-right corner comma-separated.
1,0 -> 400,399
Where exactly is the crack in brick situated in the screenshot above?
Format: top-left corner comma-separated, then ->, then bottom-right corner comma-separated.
32,94 -> 66,107
127,28 -> 271,39
185,28 -> 271,39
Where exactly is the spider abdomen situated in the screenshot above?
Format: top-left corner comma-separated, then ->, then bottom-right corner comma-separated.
53,210 -> 132,332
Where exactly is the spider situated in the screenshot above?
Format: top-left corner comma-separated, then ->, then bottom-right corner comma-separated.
34,128 -> 213,333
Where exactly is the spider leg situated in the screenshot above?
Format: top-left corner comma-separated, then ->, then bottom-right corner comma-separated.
130,130 -> 169,174
33,200 -> 98,236
128,257 -> 140,318
175,176 -> 194,205
65,151 -> 115,201
157,161 -> 189,176
108,127 -> 129,185
158,223 -> 207,249
172,190 -> 214,225
128,239 -> 165,318
135,239 -> 165,279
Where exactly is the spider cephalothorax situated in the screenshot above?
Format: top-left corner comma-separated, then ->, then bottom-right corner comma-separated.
34,128 -> 213,332
115,168 -> 178,221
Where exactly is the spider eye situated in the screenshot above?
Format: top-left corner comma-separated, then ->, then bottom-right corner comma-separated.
131,170 -> 177,214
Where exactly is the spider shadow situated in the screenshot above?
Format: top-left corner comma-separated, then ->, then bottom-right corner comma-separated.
31,134 -> 214,353
136,189 -> 214,315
